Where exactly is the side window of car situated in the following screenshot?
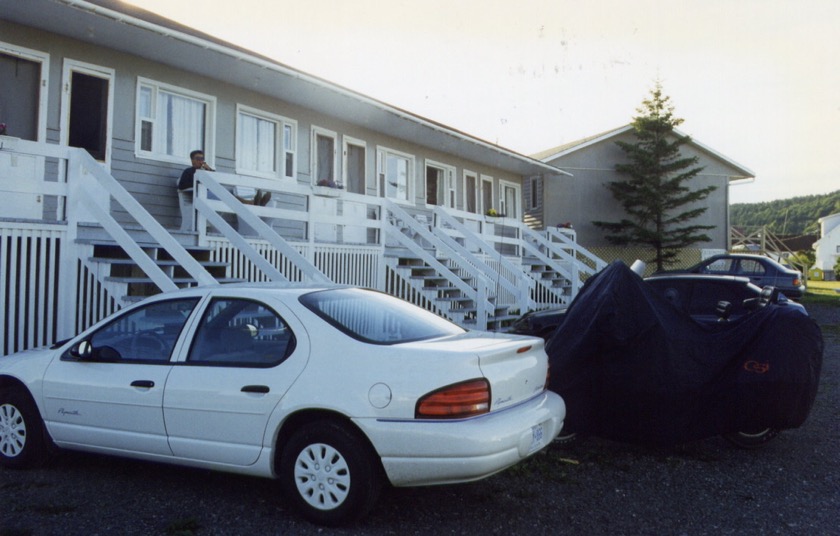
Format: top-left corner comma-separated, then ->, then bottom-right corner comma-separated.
83,299 -> 200,362
738,260 -> 766,276
188,298 -> 296,367
703,259 -> 734,274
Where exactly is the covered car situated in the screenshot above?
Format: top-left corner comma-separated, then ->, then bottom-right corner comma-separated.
546,261 -> 823,446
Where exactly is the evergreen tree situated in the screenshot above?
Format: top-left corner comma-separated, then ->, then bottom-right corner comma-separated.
593,82 -> 716,271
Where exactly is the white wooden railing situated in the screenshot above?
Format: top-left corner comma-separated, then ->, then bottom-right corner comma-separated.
383,200 -> 493,327
433,207 -> 533,312
0,137 -> 605,356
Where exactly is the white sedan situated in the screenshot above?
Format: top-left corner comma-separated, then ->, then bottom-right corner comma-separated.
0,284 -> 565,525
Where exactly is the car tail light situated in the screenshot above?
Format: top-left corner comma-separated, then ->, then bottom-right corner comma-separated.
415,379 -> 490,419
793,277 -> 801,287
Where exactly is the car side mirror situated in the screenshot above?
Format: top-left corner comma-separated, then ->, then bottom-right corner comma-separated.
70,340 -> 93,360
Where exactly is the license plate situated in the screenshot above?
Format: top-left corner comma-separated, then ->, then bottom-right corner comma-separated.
529,422 -> 546,453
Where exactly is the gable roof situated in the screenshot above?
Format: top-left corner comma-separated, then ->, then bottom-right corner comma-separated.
1,0 -> 562,177
532,124 -> 756,181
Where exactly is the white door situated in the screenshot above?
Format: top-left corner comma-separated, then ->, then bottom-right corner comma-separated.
41,298 -> 200,455
60,59 -> 115,167
0,45 -> 49,219
163,298 -> 309,465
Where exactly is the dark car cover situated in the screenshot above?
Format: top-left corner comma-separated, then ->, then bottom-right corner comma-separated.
546,261 -> 823,445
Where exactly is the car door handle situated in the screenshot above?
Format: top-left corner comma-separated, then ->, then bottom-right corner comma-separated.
131,380 -> 155,388
241,385 -> 270,394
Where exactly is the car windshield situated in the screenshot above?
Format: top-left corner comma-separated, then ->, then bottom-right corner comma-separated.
299,288 -> 464,344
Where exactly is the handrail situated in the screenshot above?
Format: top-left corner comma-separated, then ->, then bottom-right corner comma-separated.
383,200 -> 491,325
70,149 -> 218,289
194,171 -> 331,284
433,207 -> 532,311
544,227 -> 608,274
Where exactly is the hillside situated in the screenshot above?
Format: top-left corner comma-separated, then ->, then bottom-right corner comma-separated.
730,190 -> 840,235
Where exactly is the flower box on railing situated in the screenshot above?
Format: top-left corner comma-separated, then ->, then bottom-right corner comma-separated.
313,180 -> 344,197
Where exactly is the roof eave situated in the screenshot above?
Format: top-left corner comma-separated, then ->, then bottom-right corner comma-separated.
1,0 -> 562,177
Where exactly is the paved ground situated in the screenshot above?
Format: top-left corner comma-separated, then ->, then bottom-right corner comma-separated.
2,303 -> 837,536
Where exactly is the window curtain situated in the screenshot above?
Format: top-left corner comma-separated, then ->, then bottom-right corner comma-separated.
465,175 -> 477,213
239,114 -> 276,173
316,134 -> 334,181
347,144 -> 365,194
160,91 -> 205,157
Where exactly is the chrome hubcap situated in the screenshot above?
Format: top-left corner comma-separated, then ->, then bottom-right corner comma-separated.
293,443 -> 350,510
0,403 -> 26,458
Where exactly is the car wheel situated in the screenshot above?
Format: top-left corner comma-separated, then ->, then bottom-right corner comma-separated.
0,387 -> 49,469
723,428 -> 780,449
279,420 -> 382,526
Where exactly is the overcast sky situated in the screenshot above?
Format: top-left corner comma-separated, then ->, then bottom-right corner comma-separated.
128,0 -> 840,205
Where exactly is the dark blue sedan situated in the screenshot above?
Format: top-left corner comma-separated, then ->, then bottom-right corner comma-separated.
659,253 -> 805,299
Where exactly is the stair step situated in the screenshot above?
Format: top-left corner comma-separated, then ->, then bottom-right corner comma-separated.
105,276 -> 243,285
89,257 -> 228,268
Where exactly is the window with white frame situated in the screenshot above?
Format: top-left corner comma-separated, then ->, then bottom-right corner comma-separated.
463,171 -> 478,214
377,147 -> 414,202
425,160 -> 456,208
236,105 -> 296,179
499,180 -> 521,219
136,79 -> 215,163
312,127 -> 337,186
480,175 -> 494,214
343,136 -> 366,194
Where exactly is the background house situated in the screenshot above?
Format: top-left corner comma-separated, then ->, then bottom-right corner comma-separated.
814,213 -> 840,280
527,125 -> 755,267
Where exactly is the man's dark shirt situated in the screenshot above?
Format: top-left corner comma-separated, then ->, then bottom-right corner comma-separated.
178,166 -> 196,191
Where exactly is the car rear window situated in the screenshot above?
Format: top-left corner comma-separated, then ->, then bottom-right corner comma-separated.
299,288 -> 464,344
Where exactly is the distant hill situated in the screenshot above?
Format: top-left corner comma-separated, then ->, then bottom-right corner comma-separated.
730,190 -> 840,235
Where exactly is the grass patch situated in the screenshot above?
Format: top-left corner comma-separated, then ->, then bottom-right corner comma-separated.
800,280 -> 840,306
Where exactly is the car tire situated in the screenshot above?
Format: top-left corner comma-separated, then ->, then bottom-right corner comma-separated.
0,386 -> 50,469
723,428 -> 780,449
279,420 -> 383,526
552,430 -> 583,447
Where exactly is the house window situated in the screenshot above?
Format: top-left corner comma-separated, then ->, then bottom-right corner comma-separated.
236,105 -> 296,179
312,127 -> 337,186
343,137 -> 366,194
283,123 -> 296,178
464,171 -> 478,214
136,78 -> 215,163
480,175 -> 494,214
425,160 -> 456,208
500,180 -> 521,219
528,176 -> 540,210
377,147 -> 414,202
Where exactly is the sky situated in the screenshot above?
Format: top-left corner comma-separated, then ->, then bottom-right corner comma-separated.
126,0 -> 840,205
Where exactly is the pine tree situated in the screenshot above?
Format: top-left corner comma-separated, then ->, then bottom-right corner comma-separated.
593,82 -> 716,271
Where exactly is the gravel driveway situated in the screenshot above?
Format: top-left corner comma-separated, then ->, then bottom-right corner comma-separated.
2,304 -> 838,536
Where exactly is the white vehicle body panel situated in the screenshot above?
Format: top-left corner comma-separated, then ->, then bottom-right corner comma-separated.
42,360 -> 173,455
0,284 -> 566,488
